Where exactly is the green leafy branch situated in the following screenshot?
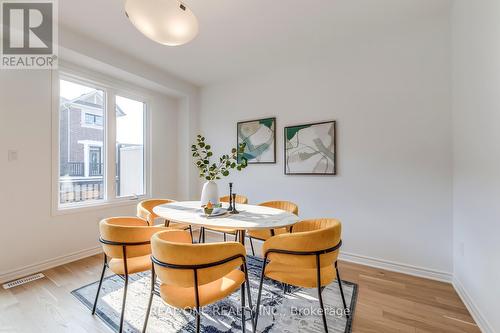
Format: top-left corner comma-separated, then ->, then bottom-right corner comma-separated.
191,135 -> 248,181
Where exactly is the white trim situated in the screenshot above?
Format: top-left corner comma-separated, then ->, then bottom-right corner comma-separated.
0,246 -> 102,285
339,251 -> 453,283
54,198 -> 143,216
77,140 -> 103,146
105,86 -> 115,200
453,277 -> 495,333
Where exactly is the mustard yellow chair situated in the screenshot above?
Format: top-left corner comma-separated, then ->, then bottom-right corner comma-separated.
247,200 -> 299,256
137,199 -> 193,241
143,230 -> 254,333
253,219 -> 348,333
93,217 -> 171,333
198,195 -> 249,243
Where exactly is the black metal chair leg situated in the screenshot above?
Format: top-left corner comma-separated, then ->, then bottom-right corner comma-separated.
317,284 -> 329,333
118,246 -> 129,333
317,255 -> 329,333
335,262 -> 349,318
142,266 -> 156,333
243,261 -> 255,331
195,307 -> 201,333
198,227 -> 204,243
119,273 -> 129,333
223,232 -> 227,242
189,226 -> 194,244
253,256 -> 267,333
142,290 -> 154,333
249,237 -> 256,256
193,269 -> 201,333
92,255 -> 107,315
241,283 -> 246,333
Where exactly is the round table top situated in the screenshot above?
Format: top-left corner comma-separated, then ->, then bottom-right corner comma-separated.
153,201 -> 299,231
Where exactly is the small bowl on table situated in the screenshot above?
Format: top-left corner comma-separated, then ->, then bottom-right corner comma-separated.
202,203 -> 222,216
203,206 -> 214,216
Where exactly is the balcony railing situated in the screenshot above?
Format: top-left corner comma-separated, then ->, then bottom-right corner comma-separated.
59,178 -> 104,204
61,162 -> 84,177
60,162 -> 104,177
89,162 -> 103,176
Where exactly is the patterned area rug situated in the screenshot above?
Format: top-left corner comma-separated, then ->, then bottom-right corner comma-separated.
72,256 -> 357,332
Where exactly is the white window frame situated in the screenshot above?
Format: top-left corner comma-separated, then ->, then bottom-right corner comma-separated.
52,66 -> 152,215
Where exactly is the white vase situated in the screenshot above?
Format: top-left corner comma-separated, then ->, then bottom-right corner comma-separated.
200,180 -> 219,206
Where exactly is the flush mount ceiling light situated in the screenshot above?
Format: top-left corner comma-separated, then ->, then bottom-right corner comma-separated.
125,0 -> 198,46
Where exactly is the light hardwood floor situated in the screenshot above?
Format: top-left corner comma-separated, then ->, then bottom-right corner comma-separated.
0,232 -> 479,333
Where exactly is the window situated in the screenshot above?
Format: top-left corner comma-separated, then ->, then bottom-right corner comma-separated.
57,75 -> 148,210
84,113 -> 103,126
115,95 -> 145,197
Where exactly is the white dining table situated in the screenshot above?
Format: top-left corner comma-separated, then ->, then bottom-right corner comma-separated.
153,201 -> 299,245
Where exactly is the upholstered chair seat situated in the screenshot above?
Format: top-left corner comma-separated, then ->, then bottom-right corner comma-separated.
253,218 -> 348,333
108,254 -> 152,275
93,217 -> 171,333
159,269 -> 246,308
143,229 -> 253,333
264,262 -> 335,288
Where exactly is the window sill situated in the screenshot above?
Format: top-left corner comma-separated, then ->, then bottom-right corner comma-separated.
52,196 -> 149,216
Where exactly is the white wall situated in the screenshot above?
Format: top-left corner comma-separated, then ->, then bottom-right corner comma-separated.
0,29 -> 200,282
451,1 -> 500,332
200,8 -> 453,276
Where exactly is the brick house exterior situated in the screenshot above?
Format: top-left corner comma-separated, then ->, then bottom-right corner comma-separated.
59,91 -> 124,178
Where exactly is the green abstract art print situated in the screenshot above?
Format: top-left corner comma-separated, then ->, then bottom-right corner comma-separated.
284,121 -> 336,175
237,117 -> 276,164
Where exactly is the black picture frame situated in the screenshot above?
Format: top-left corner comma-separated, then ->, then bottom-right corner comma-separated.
284,120 -> 337,175
237,117 -> 276,164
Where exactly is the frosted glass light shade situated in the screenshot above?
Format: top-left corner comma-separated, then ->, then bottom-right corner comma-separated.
125,0 -> 198,46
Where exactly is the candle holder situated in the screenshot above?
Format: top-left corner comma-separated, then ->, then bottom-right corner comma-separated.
230,193 -> 239,214
228,182 -> 233,211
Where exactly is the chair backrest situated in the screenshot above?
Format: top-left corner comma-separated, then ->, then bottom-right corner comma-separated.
99,217 -> 165,259
137,199 -> 176,225
258,200 -> 299,215
262,218 -> 341,270
151,230 -> 246,288
220,195 -> 248,204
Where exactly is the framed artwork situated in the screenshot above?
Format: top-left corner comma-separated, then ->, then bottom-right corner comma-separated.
237,117 -> 276,164
284,120 -> 336,175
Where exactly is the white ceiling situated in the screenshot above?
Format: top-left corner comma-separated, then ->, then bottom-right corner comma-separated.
59,0 -> 451,86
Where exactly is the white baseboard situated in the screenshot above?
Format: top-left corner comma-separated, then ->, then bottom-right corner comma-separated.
453,277 -> 494,333
0,246 -> 102,284
339,251 -> 453,283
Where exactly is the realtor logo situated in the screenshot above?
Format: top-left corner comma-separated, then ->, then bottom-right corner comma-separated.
1,0 -> 58,69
